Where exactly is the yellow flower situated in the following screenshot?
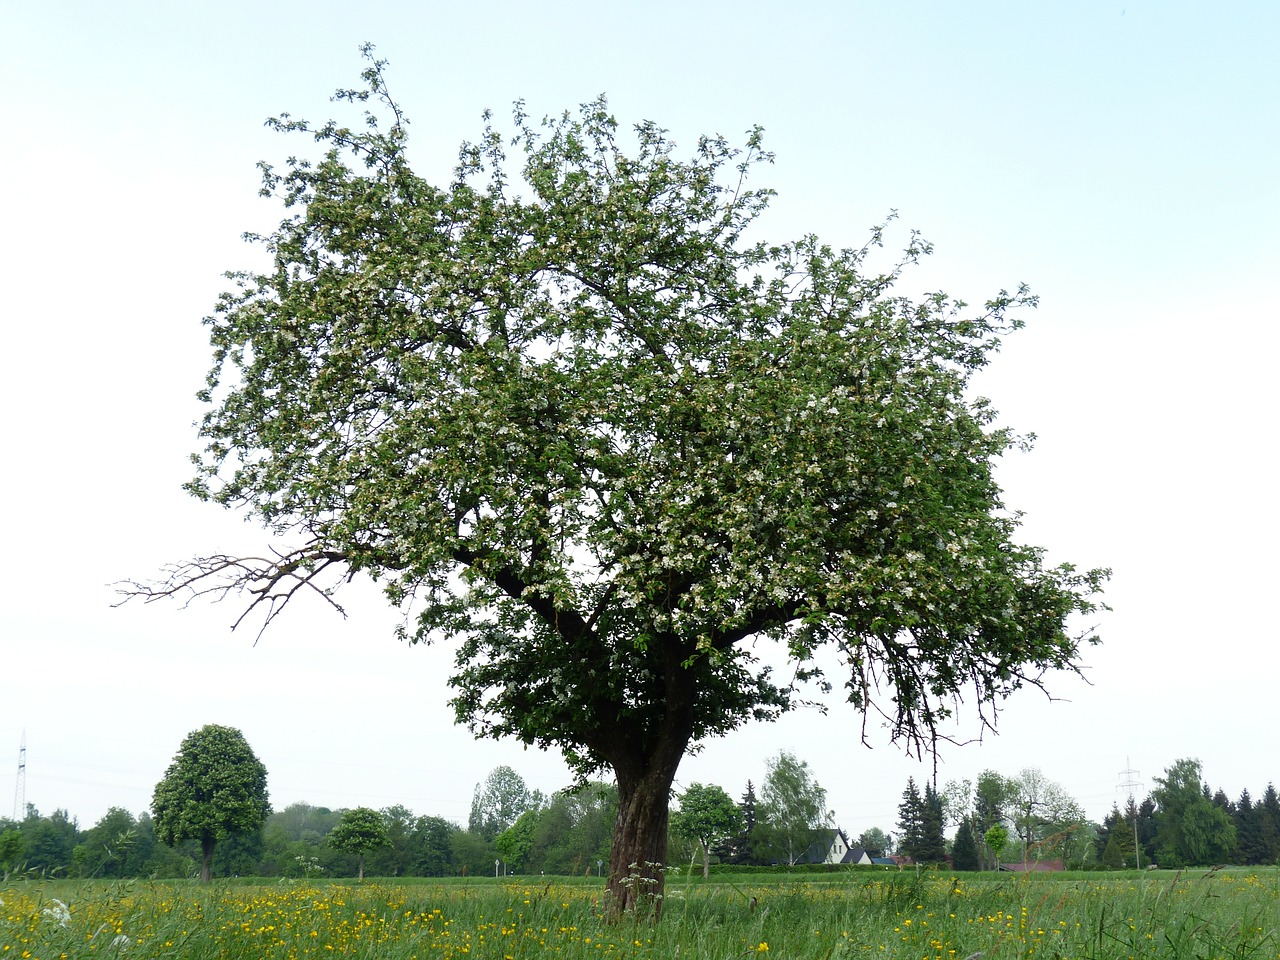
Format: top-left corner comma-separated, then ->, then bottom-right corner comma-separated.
757,942 -> 769,952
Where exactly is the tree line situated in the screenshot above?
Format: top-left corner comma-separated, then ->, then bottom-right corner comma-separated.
3,737 -> 1275,882
889,758 -> 1280,871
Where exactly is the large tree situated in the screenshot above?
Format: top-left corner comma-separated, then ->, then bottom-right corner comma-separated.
151,724 -> 270,882
125,52 -> 1105,913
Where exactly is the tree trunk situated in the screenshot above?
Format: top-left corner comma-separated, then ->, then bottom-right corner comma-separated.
702,842 -> 710,879
607,760 -> 680,918
358,854 -> 365,881
598,634 -> 698,919
201,837 -> 214,883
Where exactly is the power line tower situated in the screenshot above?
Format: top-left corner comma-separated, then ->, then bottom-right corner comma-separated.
12,731 -> 26,822
1118,757 -> 1142,869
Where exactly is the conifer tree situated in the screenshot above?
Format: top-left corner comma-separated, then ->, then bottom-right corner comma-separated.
951,817 -> 980,871
897,778 -> 924,861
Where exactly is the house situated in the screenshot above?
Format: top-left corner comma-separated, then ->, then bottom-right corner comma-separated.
797,829 -> 874,865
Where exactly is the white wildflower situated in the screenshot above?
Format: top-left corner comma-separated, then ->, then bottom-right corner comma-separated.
43,898 -> 71,926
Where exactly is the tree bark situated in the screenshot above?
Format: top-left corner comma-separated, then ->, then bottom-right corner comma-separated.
607,759 -> 680,918
602,639 -> 698,918
201,837 -> 214,883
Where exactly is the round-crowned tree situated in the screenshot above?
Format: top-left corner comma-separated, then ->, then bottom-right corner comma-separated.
329,806 -> 390,880
152,724 -> 270,882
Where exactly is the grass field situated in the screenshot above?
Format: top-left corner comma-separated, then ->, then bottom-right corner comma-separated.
3,869 -> 1277,959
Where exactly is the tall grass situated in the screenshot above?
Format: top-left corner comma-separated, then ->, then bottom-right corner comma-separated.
2,869 -> 1276,958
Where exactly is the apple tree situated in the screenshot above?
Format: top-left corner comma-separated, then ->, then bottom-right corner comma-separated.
127,51 -> 1106,914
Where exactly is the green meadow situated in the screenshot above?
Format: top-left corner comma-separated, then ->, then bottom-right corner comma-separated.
3,869 -> 1278,959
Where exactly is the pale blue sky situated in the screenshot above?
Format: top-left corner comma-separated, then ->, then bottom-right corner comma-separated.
2,1 -> 1276,834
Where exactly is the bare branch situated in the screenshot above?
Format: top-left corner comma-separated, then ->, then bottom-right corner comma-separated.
114,543 -> 351,643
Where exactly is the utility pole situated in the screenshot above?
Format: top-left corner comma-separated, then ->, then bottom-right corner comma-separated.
1119,758 -> 1142,869
12,731 -> 26,822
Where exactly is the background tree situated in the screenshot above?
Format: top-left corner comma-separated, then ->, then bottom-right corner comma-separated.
368,804 -> 417,877
984,823 -> 1009,867
0,826 -> 25,875
1257,784 -> 1280,864
329,807 -> 390,880
671,783 -> 741,877
469,766 -> 540,842
897,778 -> 924,862
973,770 -> 1010,870
857,827 -> 892,857
74,807 -> 154,879
1102,799 -> 1139,869
951,817 -> 980,871
1006,768 -> 1084,866
916,783 -> 947,863
496,809 -> 540,872
125,54 -> 1106,913
1151,758 -> 1236,867
411,816 -> 460,876
757,752 -> 831,865
714,780 -> 758,865
526,781 -> 617,875
151,724 -> 271,882
18,808 -> 80,877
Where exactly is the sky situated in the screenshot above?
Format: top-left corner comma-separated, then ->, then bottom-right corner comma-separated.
2,1 -> 1277,839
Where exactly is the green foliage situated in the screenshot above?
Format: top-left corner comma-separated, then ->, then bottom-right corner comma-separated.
951,817 -> 980,871
917,783 -> 947,863
1006,767 -> 1087,866
18,808 -> 79,876
983,823 -> 1009,863
526,782 -> 617,875
151,724 -> 270,882
0,828 -> 24,874
329,807 -> 391,880
757,752 -> 830,866
74,807 -> 150,878
134,51 -> 1107,909
496,809 -> 540,871
469,766 -> 539,842
410,816 -> 461,876
671,783 -> 741,877
1100,810 -> 1137,869
856,827 -> 891,857
449,828 -> 497,877
1151,758 -> 1237,867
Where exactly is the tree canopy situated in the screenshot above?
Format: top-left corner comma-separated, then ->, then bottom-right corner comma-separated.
128,50 -> 1106,912
151,724 -> 270,882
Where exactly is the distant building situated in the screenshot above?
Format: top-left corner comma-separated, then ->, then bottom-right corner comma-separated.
798,829 -> 875,865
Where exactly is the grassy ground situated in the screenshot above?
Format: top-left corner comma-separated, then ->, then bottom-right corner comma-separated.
3,868 -> 1277,958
